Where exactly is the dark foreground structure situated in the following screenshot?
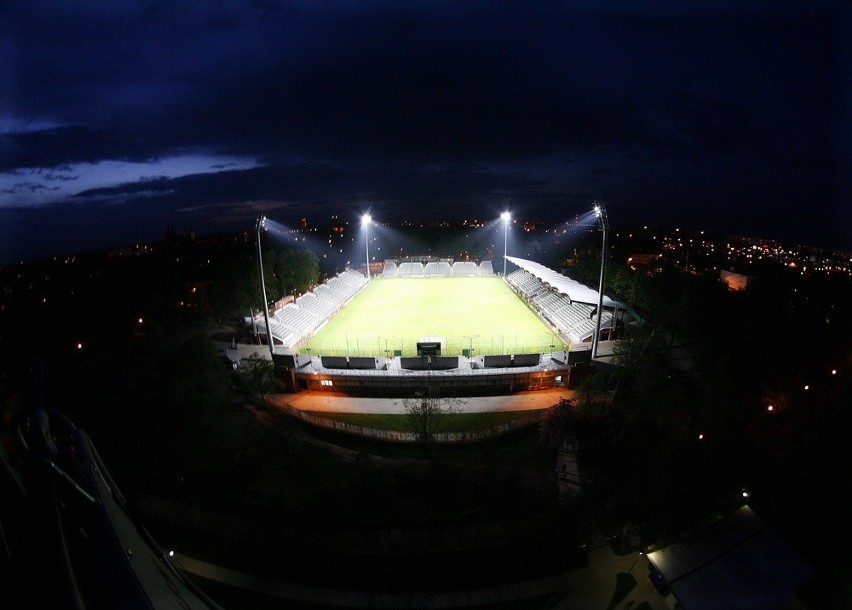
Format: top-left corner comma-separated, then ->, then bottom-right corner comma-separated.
0,409 -> 220,609
646,505 -> 813,609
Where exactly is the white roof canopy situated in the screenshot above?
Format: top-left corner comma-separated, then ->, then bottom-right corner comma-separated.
506,256 -> 624,309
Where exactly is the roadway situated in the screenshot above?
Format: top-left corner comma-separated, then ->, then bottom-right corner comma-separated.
272,387 -> 576,414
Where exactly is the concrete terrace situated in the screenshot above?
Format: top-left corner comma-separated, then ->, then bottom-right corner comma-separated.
272,387 -> 575,415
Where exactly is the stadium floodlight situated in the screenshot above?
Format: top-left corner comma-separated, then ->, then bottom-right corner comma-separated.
255,214 -> 275,361
362,213 -> 372,280
501,211 -> 511,276
592,202 -> 609,360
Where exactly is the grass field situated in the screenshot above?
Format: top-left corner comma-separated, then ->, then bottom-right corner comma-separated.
302,276 -> 565,357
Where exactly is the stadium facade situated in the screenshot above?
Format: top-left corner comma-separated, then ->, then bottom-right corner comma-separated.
254,257 -> 627,397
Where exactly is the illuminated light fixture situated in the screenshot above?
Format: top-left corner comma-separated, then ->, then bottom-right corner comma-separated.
500,211 -> 511,276
592,202 -> 609,360
255,214 -> 274,361
362,213 -> 372,280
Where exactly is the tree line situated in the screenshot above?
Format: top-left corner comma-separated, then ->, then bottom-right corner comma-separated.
543,246 -> 852,553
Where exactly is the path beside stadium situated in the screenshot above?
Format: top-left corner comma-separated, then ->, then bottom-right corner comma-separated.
274,387 -> 575,414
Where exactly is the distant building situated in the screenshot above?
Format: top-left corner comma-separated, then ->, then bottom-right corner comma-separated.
626,253 -> 662,267
720,269 -> 748,291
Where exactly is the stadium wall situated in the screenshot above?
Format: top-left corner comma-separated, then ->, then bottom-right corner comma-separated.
292,366 -> 567,397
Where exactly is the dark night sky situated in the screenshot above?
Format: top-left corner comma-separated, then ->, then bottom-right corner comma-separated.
2,1 -> 850,264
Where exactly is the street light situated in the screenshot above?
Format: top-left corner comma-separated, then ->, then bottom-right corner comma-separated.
362,213 -> 372,280
255,214 -> 275,361
592,202 -> 608,360
463,334 -> 479,358
379,335 -> 394,360
500,211 -> 511,276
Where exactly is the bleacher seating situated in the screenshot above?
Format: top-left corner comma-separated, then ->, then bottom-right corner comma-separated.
568,312 -> 613,344
383,261 -> 398,278
506,269 -> 526,286
382,260 -> 489,279
506,267 -> 614,343
452,261 -> 478,276
340,270 -> 366,288
260,269 -> 369,349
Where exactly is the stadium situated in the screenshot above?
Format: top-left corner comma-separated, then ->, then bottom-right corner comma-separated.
252,212 -> 629,398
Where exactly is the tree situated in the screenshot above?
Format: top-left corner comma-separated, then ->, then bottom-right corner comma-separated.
401,388 -> 464,455
264,247 -> 321,298
163,335 -> 231,419
539,398 -> 579,450
292,249 -> 320,294
209,258 -> 259,319
242,353 -> 277,408
610,266 -> 637,305
575,371 -> 610,410
610,323 -> 658,393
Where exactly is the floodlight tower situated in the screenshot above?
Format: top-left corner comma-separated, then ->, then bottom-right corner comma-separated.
255,214 -> 275,361
501,211 -> 511,276
592,202 -> 609,360
362,213 -> 372,280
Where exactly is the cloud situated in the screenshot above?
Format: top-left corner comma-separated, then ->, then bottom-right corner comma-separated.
1,0 -> 848,263
0,126 -> 159,172
0,155 -> 259,208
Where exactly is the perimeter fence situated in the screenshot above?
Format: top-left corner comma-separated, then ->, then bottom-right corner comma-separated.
277,402 -> 546,444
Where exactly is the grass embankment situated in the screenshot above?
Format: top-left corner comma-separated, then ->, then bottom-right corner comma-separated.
109,400 -> 558,528
116,393 -> 571,605
302,409 -> 529,433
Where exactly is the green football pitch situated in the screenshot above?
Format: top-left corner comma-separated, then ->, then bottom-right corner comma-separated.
302,276 -> 566,357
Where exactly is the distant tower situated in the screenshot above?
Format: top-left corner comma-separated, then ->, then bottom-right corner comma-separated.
301,217 -> 308,229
